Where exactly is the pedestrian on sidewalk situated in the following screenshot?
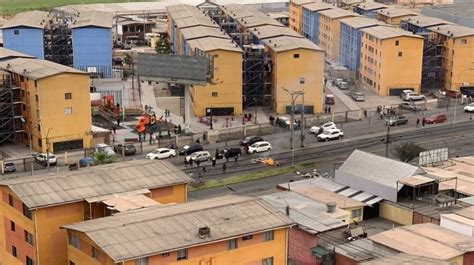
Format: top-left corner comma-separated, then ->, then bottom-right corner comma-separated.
215,148 -> 219,158
198,173 -> 202,183
189,159 -> 193,166
416,118 -> 420,127
167,130 -> 171,138
117,118 -> 121,127
149,132 -> 153,145
151,132 -> 157,144
212,156 -> 216,168
177,124 -> 182,134
328,106 -> 331,114
112,125 -> 116,135
363,109 -> 368,119
422,117 -> 426,127
184,157 -> 188,167
223,163 -> 227,173
196,160 -> 201,168
324,106 -> 327,114
234,155 -> 238,165
202,166 -> 207,173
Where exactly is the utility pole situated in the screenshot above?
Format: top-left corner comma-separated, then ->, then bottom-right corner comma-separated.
300,91 -> 305,148
283,88 -> 304,165
254,97 -> 258,124
20,118 -> 34,176
384,124 -> 391,158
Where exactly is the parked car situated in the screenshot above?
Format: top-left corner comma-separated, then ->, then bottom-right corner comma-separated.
386,115 -> 408,126
186,151 -> 211,162
344,78 -> 355,86
400,90 -> 414,99
399,102 -> 421,112
464,103 -> 474,112
94,143 -> 116,157
403,93 -> 426,101
35,153 -> 57,166
248,141 -> 272,154
277,117 -> 300,129
2,162 -> 16,173
239,135 -> 264,146
217,147 -> 242,159
325,94 -> 335,105
146,148 -> 177,160
351,92 -> 365,102
114,143 -> 136,156
179,144 -> 203,156
309,122 -> 337,134
317,129 -> 344,142
79,157 -> 95,167
337,81 -> 349,90
425,114 -> 447,124
334,78 -> 344,87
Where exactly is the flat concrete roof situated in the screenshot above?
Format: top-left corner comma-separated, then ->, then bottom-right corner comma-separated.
340,17 -> 384,29
291,186 -> 364,209
422,3 -> 474,20
302,2 -> 335,12
354,2 -> 387,11
402,15 -> 453,28
319,8 -> 358,19
376,7 -> 417,18
427,24 -> 474,38
187,37 -> 242,52
361,25 -> 423,39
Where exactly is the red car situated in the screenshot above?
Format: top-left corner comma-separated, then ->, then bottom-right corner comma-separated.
425,114 -> 447,124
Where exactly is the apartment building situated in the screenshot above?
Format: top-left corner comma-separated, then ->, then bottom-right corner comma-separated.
375,7 -> 417,26
0,49 -> 92,152
352,2 -> 388,18
0,160 -> 191,265
318,8 -> 357,61
359,26 -> 423,96
289,0 -> 317,33
301,2 -> 335,44
63,196 -> 294,265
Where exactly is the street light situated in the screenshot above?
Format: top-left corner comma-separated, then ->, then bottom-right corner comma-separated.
253,97 -> 258,124
45,127 -> 52,172
282,87 -> 305,166
20,117 -> 34,176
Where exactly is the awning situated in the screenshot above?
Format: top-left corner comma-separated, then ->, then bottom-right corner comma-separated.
86,188 -> 151,203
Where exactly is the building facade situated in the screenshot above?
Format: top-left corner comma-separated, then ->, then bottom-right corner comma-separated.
301,3 -> 335,44
352,2 -> 388,18
375,8 -> 417,26
318,8 -> 357,61
289,0 -> 316,33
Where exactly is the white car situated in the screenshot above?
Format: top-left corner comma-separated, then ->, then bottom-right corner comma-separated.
248,141 -> 272,154
146,148 -> 176,159
309,122 -> 337,134
403,93 -> 426,101
464,103 -> 474,112
34,153 -> 57,166
94,143 -> 116,157
317,129 -> 344,142
186,151 -> 211,162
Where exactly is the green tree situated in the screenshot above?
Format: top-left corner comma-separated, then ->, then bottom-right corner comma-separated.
393,142 -> 425,162
92,152 -> 114,165
155,38 -> 171,54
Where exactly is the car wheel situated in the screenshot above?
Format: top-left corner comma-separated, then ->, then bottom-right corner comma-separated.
154,157 -> 159,160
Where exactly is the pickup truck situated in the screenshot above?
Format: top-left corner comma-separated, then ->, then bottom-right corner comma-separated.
403,93 -> 426,101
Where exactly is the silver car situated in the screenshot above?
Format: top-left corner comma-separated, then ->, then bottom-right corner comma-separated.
351,92 -> 365,101
186,151 -> 211,162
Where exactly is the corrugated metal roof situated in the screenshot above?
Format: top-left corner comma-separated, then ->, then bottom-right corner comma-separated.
353,2 -> 387,11
69,11 -> 113,29
398,175 -> 436,187
187,37 -> 242,52
63,195 -> 294,262
250,25 -> 302,39
375,7 -> 417,18
456,206 -> 474,220
302,2 -> 335,12
340,17 -> 384,29
261,191 -> 347,234
319,8 -> 358,19
335,238 -> 398,262
0,47 -> 35,61
0,57 -> 87,80
402,15 -> 453,28
360,253 -> 450,265
181,26 -> 230,40
102,194 -> 159,212
427,24 -> 474,38
262,36 -> 323,52
1,10 -> 49,29
0,160 -> 192,209
292,186 -> 364,209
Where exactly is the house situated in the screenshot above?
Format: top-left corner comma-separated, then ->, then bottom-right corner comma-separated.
441,206 -> 474,237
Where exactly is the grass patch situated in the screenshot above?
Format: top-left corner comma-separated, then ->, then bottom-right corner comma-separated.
188,161 -> 317,192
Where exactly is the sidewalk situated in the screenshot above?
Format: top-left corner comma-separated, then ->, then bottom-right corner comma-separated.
325,82 -> 360,111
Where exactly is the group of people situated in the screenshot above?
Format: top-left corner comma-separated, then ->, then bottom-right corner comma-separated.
323,105 -> 332,114
416,117 -> 427,127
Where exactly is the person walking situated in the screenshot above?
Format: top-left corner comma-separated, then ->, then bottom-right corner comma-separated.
416,118 -> 420,127
234,155 -> 238,165
222,163 -> 227,173
422,117 -> 426,127
116,118 -> 121,127
328,106 -> 331,113
112,125 -> 116,134
151,132 -> 156,144
363,109 -> 368,119
215,148 -> 219,158
189,159 -> 193,167
198,173 -> 203,183
196,160 -> 201,168
212,156 -> 216,168
184,157 -> 188,167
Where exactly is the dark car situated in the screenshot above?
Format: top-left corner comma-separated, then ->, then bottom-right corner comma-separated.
3,162 -> 16,173
426,114 -> 447,124
239,136 -> 263,146
79,157 -> 95,167
179,144 -> 203,156
114,143 -> 136,156
217,147 -> 242,159
399,102 -> 421,112
386,115 -> 408,126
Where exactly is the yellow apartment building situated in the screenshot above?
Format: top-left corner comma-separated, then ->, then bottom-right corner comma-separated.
359,26 -> 423,96
289,0 -> 317,33
0,51 -> 92,153
63,196 -> 294,265
262,36 -> 324,114
374,8 -> 417,26
338,0 -> 364,10
0,160 -> 191,265
426,24 -> 474,91
185,37 -> 243,116
318,9 -> 357,61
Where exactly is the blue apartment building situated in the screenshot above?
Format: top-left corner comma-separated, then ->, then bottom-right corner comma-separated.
301,2 -> 334,44
352,2 -> 387,18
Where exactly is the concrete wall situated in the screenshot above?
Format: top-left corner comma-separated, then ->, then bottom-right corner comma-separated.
440,215 -> 474,237
3,27 -> 44,59
290,2 -> 303,32
289,228 -> 318,265
72,27 -> 113,78
379,201 -> 413,225
443,35 -> 474,91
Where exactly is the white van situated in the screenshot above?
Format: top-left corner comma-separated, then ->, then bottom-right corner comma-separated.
94,143 -> 116,157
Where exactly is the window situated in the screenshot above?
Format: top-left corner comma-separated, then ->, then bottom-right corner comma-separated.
461,39 -> 467,44
299,77 -> 305,84
65,93 -> 72,100
161,252 -> 170,257
26,256 -> 34,265
242,235 -> 253,241
69,234 -> 80,249
69,261 -> 76,265
293,53 -> 300,58
91,246 -> 99,260
38,139 -> 42,147
262,257 -> 274,265
212,92 -> 218,97
135,258 -> 148,265
35,95 -> 39,102
262,231 -> 274,241
351,209 -> 362,218
23,203 -> 32,219
25,230 -> 34,245
177,249 -> 188,261
64,107 -> 73,115
14,30 -> 19,35
395,40 -> 399,46
398,52 -> 403,57
34,81 -> 38,87
10,221 -> 15,232
8,194 -> 13,206
227,239 -> 237,250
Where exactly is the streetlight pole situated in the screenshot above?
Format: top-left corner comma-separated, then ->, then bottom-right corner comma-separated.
283,88 -> 304,166
254,97 -> 257,124
300,91 -> 305,148
20,118 -> 34,176
45,127 -> 52,172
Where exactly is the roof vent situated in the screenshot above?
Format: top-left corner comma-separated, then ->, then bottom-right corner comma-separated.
23,69 -> 27,73
6,63 -> 11,69
269,39 -> 272,43
450,33 -> 453,37
274,43 -> 277,47
326,202 -> 337,213
198,227 -> 211,238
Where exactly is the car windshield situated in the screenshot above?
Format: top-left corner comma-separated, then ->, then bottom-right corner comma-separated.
183,145 -> 190,149
250,143 -> 259,147
469,103 -> 474,107
49,155 -> 56,159
5,162 -> 14,166
321,131 -> 331,135
190,152 -> 200,158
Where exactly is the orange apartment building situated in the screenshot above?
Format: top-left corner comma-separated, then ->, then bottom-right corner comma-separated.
318,8 -> 357,61
289,0 -> 317,33
63,196 -> 294,265
375,8 -> 417,26
359,25 -> 424,96
0,160 -> 191,265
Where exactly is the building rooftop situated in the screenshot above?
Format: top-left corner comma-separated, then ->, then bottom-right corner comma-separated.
239,15 -> 284,28
262,36 -> 323,52
0,160 -> 192,209
354,2 -> 387,11
181,26 -> 230,40
361,25 -> 423,40
102,194 -> 160,212
375,7 -> 417,18
0,47 -> 35,61
319,8 -> 358,19
174,16 -> 219,29
459,196 -> 474,205
398,174 -> 436,187
187,37 -> 242,52
340,17 -> 384,29
370,223 -> 474,260
401,15 -> 452,28
69,11 -> 113,29
291,0 -> 317,5
166,4 -> 204,19
0,57 -> 87,80
427,24 -> 474,38
335,238 -> 398,263
63,195 -> 294,262
291,185 -> 364,209
455,206 -> 474,221
302,2 -> 335,12
360,253 -> 450,265
2,10 -> 50,29
261,191 -> 348,234
267,11 -> 289,19
250,24 -> 302,39
226,5 -> 262,19
422,3 -> 474,20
